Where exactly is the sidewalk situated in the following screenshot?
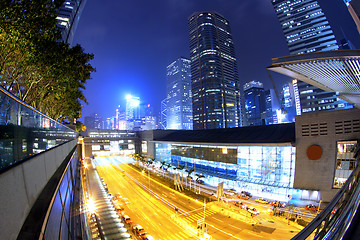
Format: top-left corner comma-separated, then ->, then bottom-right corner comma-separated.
84,158 -> 133,240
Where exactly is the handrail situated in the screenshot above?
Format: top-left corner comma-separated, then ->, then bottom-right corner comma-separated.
0,85 -> 78,172
0,85 -> 73,130
292,142 -> 360,240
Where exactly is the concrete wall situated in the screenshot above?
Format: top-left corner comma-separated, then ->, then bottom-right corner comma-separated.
294,108 -> 360,202
0,139 -> 78,240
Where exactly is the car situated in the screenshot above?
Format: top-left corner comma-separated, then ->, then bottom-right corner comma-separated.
255,198 -> 269,204
116,208 -> 125,217
241,191 -> 252,198
132,224 -> 146,237
142,235 -> 154,240
270,201 -> 286,208
235,201 -> 247,209
113,193 -> 122,200
246,206 -> 260,215
238,194 -> 250,200
122,215 -> 132,224
305,204 -> 318,211
226,189 -> 237,195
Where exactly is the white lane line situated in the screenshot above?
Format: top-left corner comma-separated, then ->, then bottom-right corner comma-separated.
244,230 -> 263,238
229,224 -> 242,231
212,217 -> 224,222
207,223 -> 244,240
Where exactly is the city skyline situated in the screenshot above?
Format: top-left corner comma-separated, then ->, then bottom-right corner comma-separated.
72,0 -> 360,121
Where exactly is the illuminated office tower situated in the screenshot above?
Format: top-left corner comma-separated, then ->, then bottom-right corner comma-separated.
280,83 -> 296,123
188,12 -> 241,130
115,105 -> 126,130
243,81 -> 266,126
56,0 -> 87,44
160,98 -> 167,130
265,89 -> 279,124
271,0 -> 352,114
166,57 -> 193,130
125,95 -> 140,130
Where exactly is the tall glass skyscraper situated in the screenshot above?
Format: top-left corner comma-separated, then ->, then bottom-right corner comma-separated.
125,95 -> 140,130
271,0 -> 352,114
166,58 -> 193,130
56,0 -> 87,44
243,81 -> 266,126
188,12 -> 241,130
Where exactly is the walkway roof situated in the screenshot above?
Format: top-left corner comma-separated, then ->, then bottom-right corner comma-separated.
267,50 -> 360,108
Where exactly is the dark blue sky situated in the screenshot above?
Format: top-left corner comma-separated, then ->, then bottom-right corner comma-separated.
72,0 -> 359,120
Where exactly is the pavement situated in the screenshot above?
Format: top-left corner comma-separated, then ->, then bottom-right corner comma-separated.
84,158 -> 133,240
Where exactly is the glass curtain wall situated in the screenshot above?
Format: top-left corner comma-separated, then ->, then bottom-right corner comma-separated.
333,140 -> 358,188
155,142 -> 296,200
42,149 -> 80,239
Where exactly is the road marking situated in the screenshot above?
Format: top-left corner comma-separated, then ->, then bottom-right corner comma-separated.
212,217 -> 223,222
184,210 -> 217,222
244,230 -> 263,238
229,224 -> 242,230
207,223 -> 243,240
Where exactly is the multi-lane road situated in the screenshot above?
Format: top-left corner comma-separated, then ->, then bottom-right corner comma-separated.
94,156 -> 304,240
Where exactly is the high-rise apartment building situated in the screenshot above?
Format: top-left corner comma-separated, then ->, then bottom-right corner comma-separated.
243,81 -> 266,126
188,12 -> 241,130
166,58 -> 193,130
271,0 -> 352,114
56,0 -> 87,44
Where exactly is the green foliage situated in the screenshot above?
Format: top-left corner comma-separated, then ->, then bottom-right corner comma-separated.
0,0 -> 95,122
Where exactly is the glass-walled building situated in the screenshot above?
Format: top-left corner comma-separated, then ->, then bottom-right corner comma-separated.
149,123 -> 298,201
155,142 -> 295,201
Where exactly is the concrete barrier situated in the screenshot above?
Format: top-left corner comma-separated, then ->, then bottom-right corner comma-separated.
0,139 -> 78,240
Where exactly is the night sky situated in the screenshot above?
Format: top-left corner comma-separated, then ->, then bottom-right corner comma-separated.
72,0 -> 360,120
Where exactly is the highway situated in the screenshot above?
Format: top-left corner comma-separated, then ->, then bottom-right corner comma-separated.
94,156 -> 304,240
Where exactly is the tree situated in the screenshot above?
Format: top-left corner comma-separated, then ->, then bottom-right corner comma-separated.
0,0 -> 95,122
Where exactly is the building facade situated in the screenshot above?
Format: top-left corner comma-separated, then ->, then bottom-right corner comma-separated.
166,58 -> 193,130
56,0 -> 87,44
139,108 -> 360,203
271,0 -> 352,114
188,12 -> 241,130
243,81 -> 266,126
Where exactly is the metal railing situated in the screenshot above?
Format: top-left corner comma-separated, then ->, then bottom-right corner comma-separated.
292,142 -> 360,240
0,86 -> 77,172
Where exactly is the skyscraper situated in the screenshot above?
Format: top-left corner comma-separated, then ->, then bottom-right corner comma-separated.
188,12 -> 241,130
56,0 -> 87,44
265,89 -> 279,124
243,81 -> 266,126
160,98 -> 167,130
166,57 -> 193,130
125,95 -> 140,130
281,82 -> 296,122
271,0 -> 352,114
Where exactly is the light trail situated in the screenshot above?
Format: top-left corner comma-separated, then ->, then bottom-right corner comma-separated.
110,161 -> 190,216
